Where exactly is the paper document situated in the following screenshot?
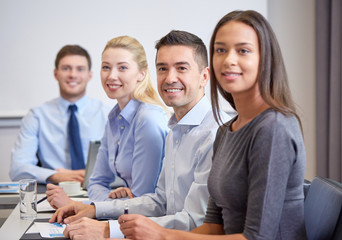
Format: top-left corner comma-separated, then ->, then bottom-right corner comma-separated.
37,200 -> 55,212
25,223 -> 39,234
35,222 -> 67,238
0,182 -> 19,193
37,197 -> 89,212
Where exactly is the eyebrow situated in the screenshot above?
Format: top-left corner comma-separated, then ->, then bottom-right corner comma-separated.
59,64 -> 87,68
156,61 -> 191,67
101,61 -> 129,65
214,41 -> 254,47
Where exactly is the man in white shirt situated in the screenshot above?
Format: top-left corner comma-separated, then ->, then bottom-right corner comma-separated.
50,31 -> 230,239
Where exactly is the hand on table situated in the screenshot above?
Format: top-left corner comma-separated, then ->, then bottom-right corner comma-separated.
46,183 -> 73,209
63,217 -> 109,240
49,201 -> 95,224
108,187 -> 134,199
118,214 -> 167,240
47,168 -> 85,183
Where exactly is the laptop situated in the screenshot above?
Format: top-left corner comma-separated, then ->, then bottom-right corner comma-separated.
82,140 -> 101,190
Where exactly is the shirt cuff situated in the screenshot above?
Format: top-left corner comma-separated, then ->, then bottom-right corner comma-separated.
94,201 -> 117,219
109,220 -> 125,238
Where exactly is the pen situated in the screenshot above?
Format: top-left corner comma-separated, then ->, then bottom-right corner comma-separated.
124,203 -> 129,214
123,204 -> 129,238
37,196 -> 47,204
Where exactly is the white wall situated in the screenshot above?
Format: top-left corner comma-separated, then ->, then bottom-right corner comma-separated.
0,127 -> 20,181
0,0 -> 267,181
268,0 -> 316,180
0,0 -> 266,116
0,0 -> 316,182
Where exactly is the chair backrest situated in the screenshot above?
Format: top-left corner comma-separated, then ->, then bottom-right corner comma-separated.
303,179 -> 311,199
305,176 -> 342,240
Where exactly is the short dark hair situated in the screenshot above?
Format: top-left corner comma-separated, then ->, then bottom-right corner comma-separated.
55,45 -> 91,70
155,30 -> 208,71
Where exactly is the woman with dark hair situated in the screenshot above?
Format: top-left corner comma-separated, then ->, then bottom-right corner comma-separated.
118,10 -> 307,240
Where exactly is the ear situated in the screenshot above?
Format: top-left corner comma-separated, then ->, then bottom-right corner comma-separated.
137,70 -> 146,82
54,69 -> 58,81
199,67 -> 210,88
87,70 -> 93,82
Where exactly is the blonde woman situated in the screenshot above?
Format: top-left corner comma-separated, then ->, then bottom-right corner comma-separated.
46,36 -> 168,208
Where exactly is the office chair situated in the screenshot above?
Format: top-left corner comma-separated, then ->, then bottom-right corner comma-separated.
304,176 -> 342,240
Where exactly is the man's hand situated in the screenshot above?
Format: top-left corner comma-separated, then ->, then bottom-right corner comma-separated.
118,214 -> 167,240
47,168 -> 85,183
46,183 -> 73,209
49,201 -> 95,224
108,187 -> 134,199
63,217 -> 109,240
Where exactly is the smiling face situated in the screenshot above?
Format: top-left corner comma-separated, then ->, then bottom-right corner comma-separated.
54,55 -> 92,103
213,21 -> 260,99
101,47 -> 145,110
156,45 -> 209,120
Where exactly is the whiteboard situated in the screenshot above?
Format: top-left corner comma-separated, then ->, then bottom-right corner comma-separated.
0,0 -> 267,117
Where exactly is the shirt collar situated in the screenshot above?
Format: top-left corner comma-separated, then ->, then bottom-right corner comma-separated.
168,96 -> 211,128
58,95 -> 88,114
108,99 -> 141,124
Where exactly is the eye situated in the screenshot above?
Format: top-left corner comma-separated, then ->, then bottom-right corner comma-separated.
157,67 -> 167,72
119,66 -> 128,71
101,65 -> 110,71
61,66 -> 70,71
215,48 -> 226,54
177,66 -> 187,72
239,48 -> 250,54
77,67 -> 86,72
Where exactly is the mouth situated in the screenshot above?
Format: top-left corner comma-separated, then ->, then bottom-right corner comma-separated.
107,83 -> 121,91
222,71 -> 242,77
221,71 -> 242,81
164,88 -> 182,93
67,81 -> 79,87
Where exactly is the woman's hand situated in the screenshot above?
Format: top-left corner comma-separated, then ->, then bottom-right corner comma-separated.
108,187 -> 134,199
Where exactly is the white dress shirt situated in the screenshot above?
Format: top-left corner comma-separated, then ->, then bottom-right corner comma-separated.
93,96 -> 231,237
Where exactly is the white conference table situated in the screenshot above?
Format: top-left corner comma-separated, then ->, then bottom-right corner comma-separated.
0,193 -> 53,239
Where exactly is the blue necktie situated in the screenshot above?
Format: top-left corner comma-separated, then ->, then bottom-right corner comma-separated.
68,104 -> 85,170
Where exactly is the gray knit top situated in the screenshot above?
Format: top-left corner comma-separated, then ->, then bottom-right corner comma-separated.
204,108 -> 307,240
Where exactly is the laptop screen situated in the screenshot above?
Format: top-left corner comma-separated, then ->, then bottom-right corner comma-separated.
82,140 -> 101,190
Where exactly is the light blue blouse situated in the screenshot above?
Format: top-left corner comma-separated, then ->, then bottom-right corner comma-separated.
10,96 -> 110,183
87,99 -> 169,200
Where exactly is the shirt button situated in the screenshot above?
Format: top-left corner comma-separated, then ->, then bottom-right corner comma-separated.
117,141 -> 120,146
119,116 -> 122,119
120,126 -> 124,130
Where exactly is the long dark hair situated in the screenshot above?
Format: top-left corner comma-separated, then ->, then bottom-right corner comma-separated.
210,10 -> 302,130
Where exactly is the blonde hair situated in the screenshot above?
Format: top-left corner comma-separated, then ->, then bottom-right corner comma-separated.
103,36 -> 168,114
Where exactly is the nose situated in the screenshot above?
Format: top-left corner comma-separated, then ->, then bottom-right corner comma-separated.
108,68 -> 118,80
223,50 -> 237,67
69,68 -> 77,78
165,69 -> 177,84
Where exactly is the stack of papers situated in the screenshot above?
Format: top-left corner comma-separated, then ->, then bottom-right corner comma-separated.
0,182 -> 19,193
